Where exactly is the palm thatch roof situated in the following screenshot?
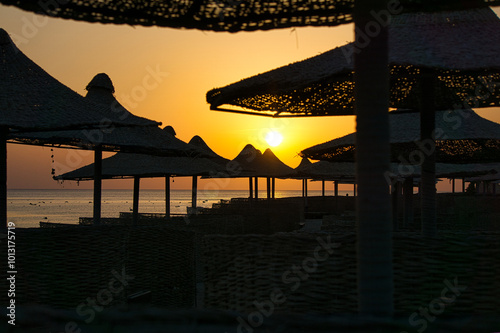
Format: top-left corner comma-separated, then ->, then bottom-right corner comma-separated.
188,135 -> 230,164
55,133 -> 226,180
465,170 -> 500,182
0,30 -> 157,131
301,109 -> 500,163
259,148 -> 296,177
9,73 -> 197,155
1,1 -> 498,32
295,157 -> 313,172
208,144 -> 295,178
297,160 -> 500,180
207,7 -> 500,116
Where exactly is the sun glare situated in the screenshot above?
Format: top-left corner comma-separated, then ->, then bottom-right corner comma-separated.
265,130 -> 283,147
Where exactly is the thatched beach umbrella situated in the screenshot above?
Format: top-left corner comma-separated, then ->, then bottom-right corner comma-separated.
225,144 -> 295,199
6,0 -> 499,317
207,7 -> 500,240
11,73 -> 200,224
3,0 -> 499,31
230,144 -> 263,199
301,109 -> 500,164
295,157 -> 313,197
302,109 -> 500,227
0,29 -> 159,228
56,132 -> 226,223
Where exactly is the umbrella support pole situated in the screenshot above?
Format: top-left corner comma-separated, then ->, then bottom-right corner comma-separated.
420,71 -> 437,238
403,177 -> 414,228
322,180 -> 325,197
165,176 -> 170,219
0,126 -> 7,230
354,0 -> 393,317
391,182 -> 400,231
272,178 -> 275,199
249,177 -> 253,200
334,180 -> 339,212
266,177 -> 271,200
192,176 -> 197,209
254,177 -> 258,200
304,179 -> 308,208
93,146 -> 102,226
133,176 -> 140,225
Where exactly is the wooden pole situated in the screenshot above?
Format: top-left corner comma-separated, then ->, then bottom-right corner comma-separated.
272,178 -> 275,199
266,177 -> 271,200
334,180 -> 339,211
354,0 -> 393,316
420,70 -> 437,238
133,176 -> 140,225
192,176 -> 198,208
403,177 -> 414,228
462,177 -> 466,193
452,178 -> 455,194
254,177 -> 259,200
93,146 -> 102,225
0,127 -> 7,230
322,180 -> 325,197
165,175 -> 170,218
249,177 -> 253,199
391,182 -> 399,231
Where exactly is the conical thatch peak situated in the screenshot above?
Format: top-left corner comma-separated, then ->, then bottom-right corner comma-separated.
260,148 -> 295,177
188,135 -> 225,160
235,144 -> 261,160
295,157 -> 312,171
163,125 -> 176,137
85,73 -> 115,93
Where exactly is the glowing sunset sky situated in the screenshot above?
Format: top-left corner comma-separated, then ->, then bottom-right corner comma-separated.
1,4 -> 500,191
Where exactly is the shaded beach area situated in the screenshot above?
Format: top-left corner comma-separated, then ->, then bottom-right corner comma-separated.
2,0 -> 500,332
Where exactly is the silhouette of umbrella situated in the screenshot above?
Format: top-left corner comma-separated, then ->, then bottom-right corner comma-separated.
10,73 -> 202,224
5,0 -> 498,316
2,0 -> 499,31
56,132 -> 226,223
0,29 -> 159,228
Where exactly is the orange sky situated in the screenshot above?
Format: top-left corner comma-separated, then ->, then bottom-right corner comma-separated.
2,4 -> 500,192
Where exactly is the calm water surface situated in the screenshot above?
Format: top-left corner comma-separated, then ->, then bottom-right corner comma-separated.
7,189 -> 352,228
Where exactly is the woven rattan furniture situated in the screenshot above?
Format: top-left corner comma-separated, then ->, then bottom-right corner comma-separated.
0,226 -> 195,309
203,231 -> 500,315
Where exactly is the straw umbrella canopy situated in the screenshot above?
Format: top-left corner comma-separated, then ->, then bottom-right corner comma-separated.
207,144 -> 295,199
7,0 -> 497,317
302,108 -> 500,227
55,132 -> 226,223
207,7 -> 500,116
0,29 -> 160,229
301,109 -> 500,164
9,73 -> 202,225
207,7 -> 500,239
2,0 -> 499,31
10,73 -> 194,155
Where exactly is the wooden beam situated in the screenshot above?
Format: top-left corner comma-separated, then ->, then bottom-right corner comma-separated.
93,146 -> 102,225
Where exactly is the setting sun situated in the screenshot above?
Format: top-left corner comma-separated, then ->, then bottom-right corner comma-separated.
265,130 -> 283,147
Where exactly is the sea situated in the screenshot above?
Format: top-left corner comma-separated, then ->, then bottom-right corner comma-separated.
7,189 -> 353,228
